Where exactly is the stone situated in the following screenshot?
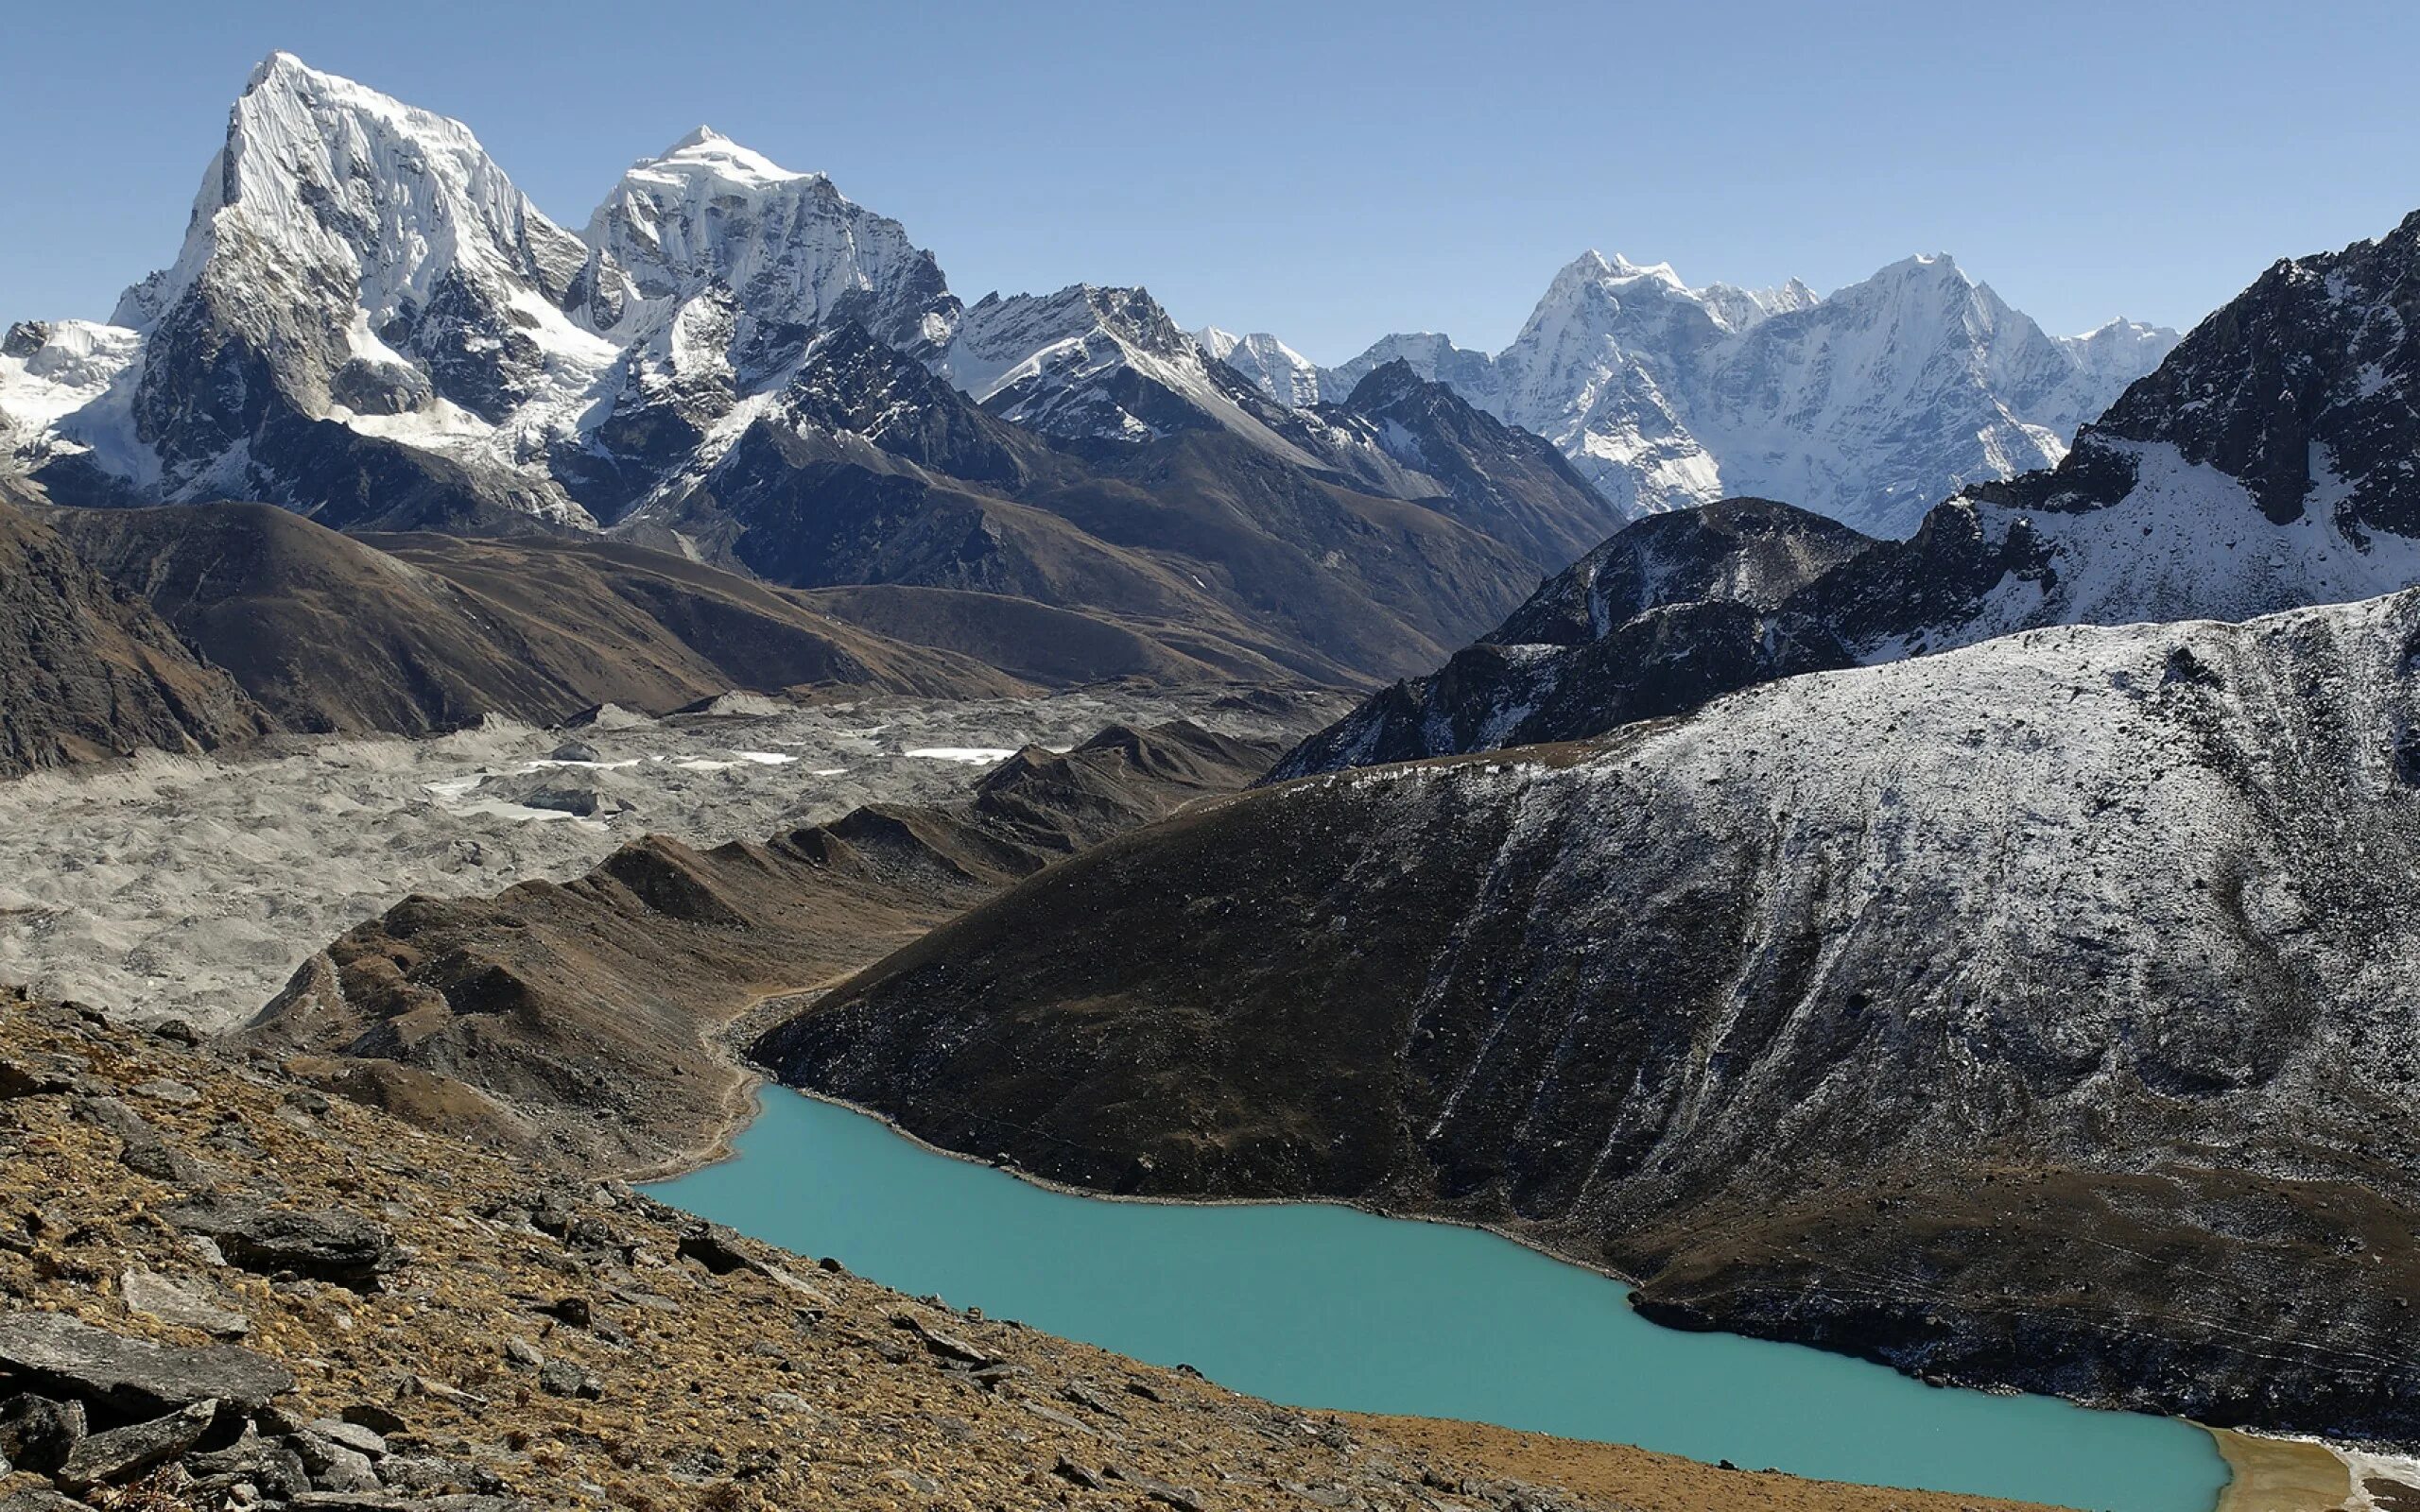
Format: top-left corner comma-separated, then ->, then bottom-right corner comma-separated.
0,1311 -> 292,1413
502,1337 -> 544,1370
535,1360 -> 599,1400
1052,1454 -> 1104,1490
310,1418 -> 388,1457
182,1430 -> 312,1500
121,1265 -> 251,1337
892,1313 -> 993,1366
338,1402 -> 408,1436
291,1430 -> 382,1492
0,1489 -> 86,1512
162,1200 -> 406,1291
0,1055 -> 83,1099
755,1264 -> 830,1307
130,1078 -> 201,1106
0,1391 -> 87,1473
56,1398 -> 219,1490
675,1221 -> 752,1275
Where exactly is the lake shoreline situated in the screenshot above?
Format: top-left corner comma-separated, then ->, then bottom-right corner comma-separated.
648,1083 -> 2236,1512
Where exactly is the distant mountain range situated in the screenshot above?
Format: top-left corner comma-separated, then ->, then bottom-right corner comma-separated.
1201,251 -> 2178,537
1276,208 -> 2420,777
0,54 -> 1636,686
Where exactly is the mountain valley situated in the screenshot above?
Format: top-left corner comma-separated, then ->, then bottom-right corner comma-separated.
2,35 -> 2418,1512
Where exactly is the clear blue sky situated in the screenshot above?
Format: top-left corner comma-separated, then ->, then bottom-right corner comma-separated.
7,0 -> 2418,363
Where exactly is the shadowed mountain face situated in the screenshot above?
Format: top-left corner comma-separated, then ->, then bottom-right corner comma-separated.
760,589 -> 2420,1442
0,479 -> 271,777
244,720 -> 1304,1172
42,501 -> 1029,735
1279,209 -> 2420,777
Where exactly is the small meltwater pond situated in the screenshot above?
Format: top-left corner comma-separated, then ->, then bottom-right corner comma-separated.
648,1091 -> 2233,1512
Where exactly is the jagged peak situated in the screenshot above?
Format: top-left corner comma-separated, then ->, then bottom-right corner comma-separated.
243,50 -> 310,92
630,127 -> 819,189
1869,251 -> 1970,284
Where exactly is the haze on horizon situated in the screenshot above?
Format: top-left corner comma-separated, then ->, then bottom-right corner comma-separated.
6,0 -> 2417,364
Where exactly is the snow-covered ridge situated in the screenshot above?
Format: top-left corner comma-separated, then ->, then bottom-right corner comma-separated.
1194,327 -> 1323,408
0,49 -> 2178,540
1210,249 -> 2179,537
577,127 -> 956,354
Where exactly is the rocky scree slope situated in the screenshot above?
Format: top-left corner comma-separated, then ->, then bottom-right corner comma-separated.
0,989 -> 1797,1512
1278,208 -> 2420,777
0,480 -> 270,778
244,720 -> 1308,1173
762,587 -> 2420,1445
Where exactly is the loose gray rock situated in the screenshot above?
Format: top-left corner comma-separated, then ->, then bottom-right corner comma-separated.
0,1488 -> 86,1512
0,1312 -> 291,1413
162,1200 -> 406,1291
0,1391 -> 86,1473
1052,1454 -> 1104,1490
182,1429 -> 312,1500
291,1430 -> 381,1492
130,1078 -> 201,1106
311,1418 -> 388,1457
674,1221 -> 752,1275
56,1398 -> 218,1490
121,1265 -> 251,1337
338,1402 -> 408,1437
534,1360 -> 599,1400
0,1055 -> 84,1099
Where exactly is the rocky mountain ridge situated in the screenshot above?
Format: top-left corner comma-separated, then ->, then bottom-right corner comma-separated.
0,479 -> 271,778
759,582 -> 2420,1446
1277,207 -> 2420,776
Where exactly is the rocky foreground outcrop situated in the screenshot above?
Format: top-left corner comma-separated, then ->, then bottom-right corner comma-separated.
763,586 -> 2420,1446
0,992 -> 2060,1512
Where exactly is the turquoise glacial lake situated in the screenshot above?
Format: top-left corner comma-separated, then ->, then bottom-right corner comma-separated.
648,1090 -> 2232,1512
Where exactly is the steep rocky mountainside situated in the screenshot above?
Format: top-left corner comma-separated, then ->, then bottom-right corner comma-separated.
0,56 -> 1617,686
1212,252 -> 2176,535
1287,362 -> 1624,576
0,480 -> 271,778
651,323 -> 1562,682
244,721 -> 1305,1173
41,501 -> 1024,735
1279,208 -> 2420,776
4,989 -> 1893,1512
760,588 -> 2420,1445
1273,499 -> 1876,777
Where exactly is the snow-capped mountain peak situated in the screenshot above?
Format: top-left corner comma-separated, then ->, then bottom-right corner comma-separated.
117,51 -> 590,338
575,128 -> 955,355
1193,327 -> 1323,407
1256,247 -> 2180,534
942,284 -> 1287,445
